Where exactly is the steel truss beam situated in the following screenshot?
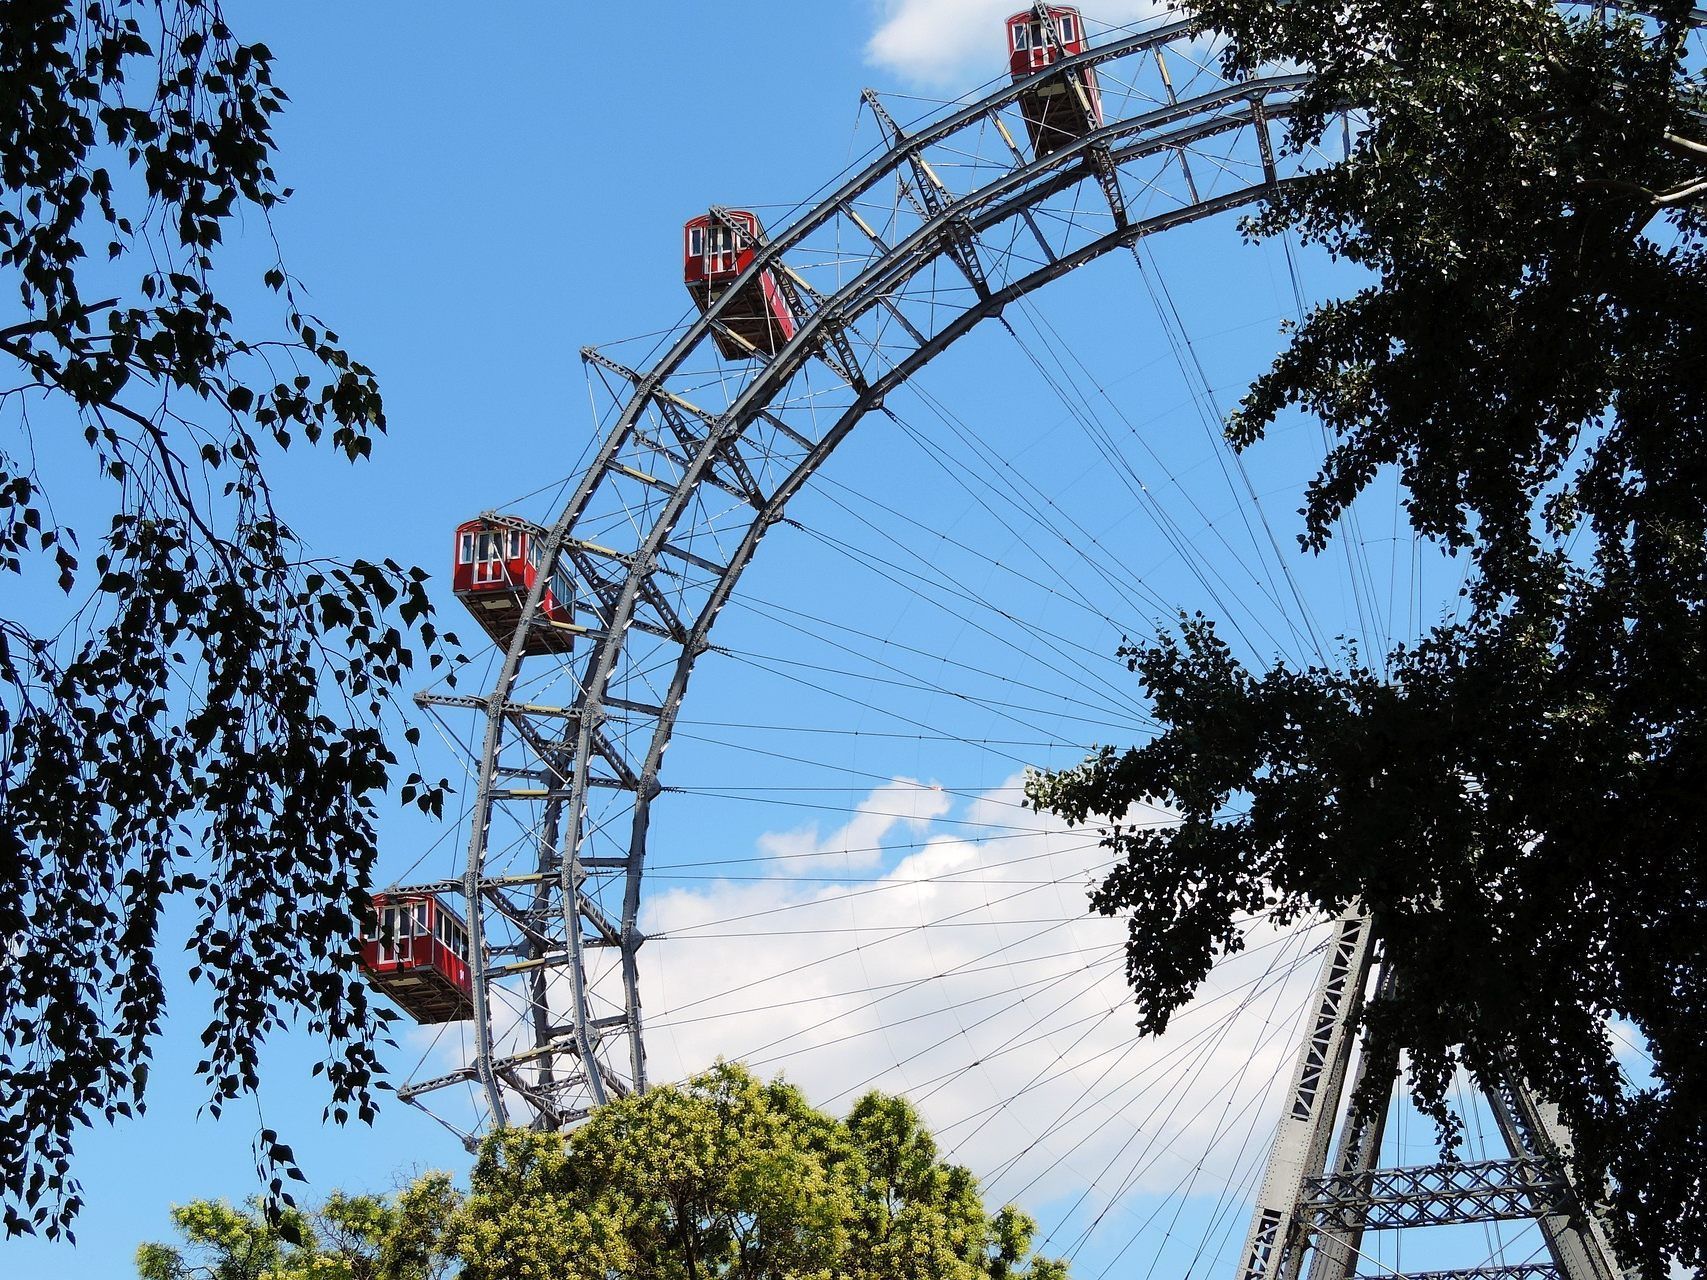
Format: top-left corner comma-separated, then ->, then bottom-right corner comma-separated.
707,205 -> 869,392
861,89 -> 994,302
1238,910 -> 1376,1280
1233,913 -> 1628,1280
1032,1 -> 1128,226
1302,1158 -> 1564,1230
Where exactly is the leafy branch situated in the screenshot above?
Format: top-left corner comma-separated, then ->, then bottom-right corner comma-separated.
0,0 -> 461,1239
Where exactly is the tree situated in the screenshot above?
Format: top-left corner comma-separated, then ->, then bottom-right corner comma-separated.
134,1179 -> 456,1280
0,0 -> 457,1239
1026,0 -> 1707,1274
138,1066 -> 1068,1280
449,1062 -> 1068,1280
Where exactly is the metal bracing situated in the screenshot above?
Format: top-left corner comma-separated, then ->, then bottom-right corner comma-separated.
1300,1158 -> 1565,1230
1235,924 -> 1631,1280
706,205 -> 869,392
402,3 -> 1702,1156
1306,962 -> 1402,1280
1487,1076 -> 1625,1280
1033,0 -> 1129,226
861,89 -> 994,303
1237,909 -> 1378,1280
1152,46 -> 1203,204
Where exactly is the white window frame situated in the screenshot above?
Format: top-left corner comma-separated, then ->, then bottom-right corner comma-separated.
706,224 -> 736,274
1012,23 -> 1028,50
377,904 -> 400,963
1059,14 -> 1076,42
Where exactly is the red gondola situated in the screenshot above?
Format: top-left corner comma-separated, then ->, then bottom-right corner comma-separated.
452,516 -> 578,656
1006,6 -> 1103,157
683,209 -> 799,360
360,893 -> 474,1024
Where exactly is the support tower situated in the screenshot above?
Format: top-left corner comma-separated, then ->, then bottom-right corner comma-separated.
1236,910 -> 1630,1280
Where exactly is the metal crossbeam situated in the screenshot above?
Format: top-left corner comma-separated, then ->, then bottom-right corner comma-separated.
986,108 -> 1060,263
1085,146 -> 1130,228
468,510 -> 547,538
1303,1159 -> 1564,1231
562,545 -> 683,645
832,201 -> 940,343
583,344 -> 815,450
579,348 -> 767,506
1032,2 -> 1128,227
1153,47 -> 1201,203
1357,1268 -> 1560,1280
588,723 -> 647,795
862,89 -> 994,302
1252,95 -> 1280,188
655,399 -> 763,507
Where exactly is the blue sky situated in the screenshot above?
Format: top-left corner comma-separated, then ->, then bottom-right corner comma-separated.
3,4 -> 1523,1278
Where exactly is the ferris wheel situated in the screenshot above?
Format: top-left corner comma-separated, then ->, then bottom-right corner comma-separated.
357,5 -> 1679,1277
372,0 -> 1321,1124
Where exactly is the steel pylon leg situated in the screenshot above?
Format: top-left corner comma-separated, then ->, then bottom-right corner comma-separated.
1305,962 -> 1402,1280
1233,911 -> 1633,1280
1237,908 -> 1379,1280
1486,1079 -> 1624,1280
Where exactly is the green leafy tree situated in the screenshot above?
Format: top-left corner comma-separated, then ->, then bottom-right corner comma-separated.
134,1180 -> 456,1280
0,0 -> 458,1239
842,1091 -> 1066,1280
137,1068 -> 1066,1280
450,1062 -> 1068,1280
1028,0 -> 1707,1273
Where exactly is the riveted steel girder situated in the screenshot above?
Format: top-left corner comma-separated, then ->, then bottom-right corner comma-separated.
1302,1158 -> 1565,1230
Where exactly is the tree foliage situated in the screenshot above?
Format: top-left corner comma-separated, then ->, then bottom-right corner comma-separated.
137,1064 -> 1068,1280
1027,0 -> 1707,1273
451,1063 -> 1067,1280
0,0 -> 456,1239
134,1180 -> 456,1280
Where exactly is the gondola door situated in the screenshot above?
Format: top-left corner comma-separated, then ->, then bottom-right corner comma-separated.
471,529 -> 507,587
706,222 -> 737,276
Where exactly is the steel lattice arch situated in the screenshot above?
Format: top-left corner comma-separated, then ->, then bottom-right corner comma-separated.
392,12 -> 1322,1138
388,10 -> 1698,1216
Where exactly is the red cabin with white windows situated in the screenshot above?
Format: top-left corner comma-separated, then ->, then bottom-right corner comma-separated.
1006,6 -> 1103,157
452,516 -> 578,656
360,893 -> 474,1024
683,209 -> 799,360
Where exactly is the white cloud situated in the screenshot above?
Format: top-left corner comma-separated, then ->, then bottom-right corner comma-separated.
640,775 -> 1331,1247
754,777 -> 954,871
865,0 -> 1172,88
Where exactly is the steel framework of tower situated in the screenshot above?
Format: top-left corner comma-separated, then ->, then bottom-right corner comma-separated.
1235,910 -> 1631,1280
